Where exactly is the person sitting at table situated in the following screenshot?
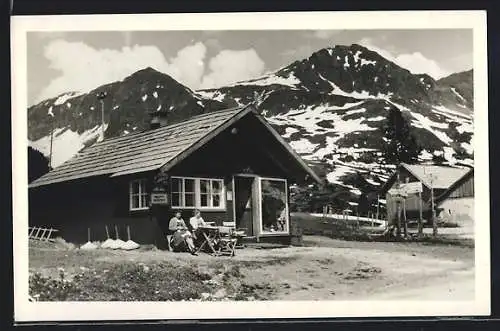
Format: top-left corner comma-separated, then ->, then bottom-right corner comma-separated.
189,209 -> 206,239
168,211 -> 197,255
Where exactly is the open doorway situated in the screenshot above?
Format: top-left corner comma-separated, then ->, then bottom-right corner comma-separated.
233,175 -> 255,236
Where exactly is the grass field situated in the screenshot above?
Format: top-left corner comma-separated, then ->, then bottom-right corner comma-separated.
29,233 -> 474,302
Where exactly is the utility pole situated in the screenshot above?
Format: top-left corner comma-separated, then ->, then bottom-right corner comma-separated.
395,172 -> 401,239
430,175 -> 437,237
49,107 -> 54,170
424,167 -> 438,237
96,91 -> 107,141
403,199 -> 408,238
418,189 -> 423,237
48,112 -> 54,170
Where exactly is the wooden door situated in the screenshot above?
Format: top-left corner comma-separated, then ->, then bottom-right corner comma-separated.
233,176 -> 254,236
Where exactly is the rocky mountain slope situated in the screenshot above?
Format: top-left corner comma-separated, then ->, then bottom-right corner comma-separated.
198,44 -> 473,193
28,68 -> 227,167
28,44 -> 473,197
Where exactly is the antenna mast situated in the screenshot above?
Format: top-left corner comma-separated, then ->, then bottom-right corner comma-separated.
96,91 -> 108,141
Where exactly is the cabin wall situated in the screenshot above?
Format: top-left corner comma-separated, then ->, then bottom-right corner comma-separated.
437,175 -> 474,226
28,114 -> 307,245
438,197 -> 474,226
448,176 -> 474,198
167,123 -> 293,241
29,176 -> 161,245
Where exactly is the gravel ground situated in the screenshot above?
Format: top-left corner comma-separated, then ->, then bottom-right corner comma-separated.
29,235 -> 475,301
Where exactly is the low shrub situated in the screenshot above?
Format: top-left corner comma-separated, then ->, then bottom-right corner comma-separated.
29,262 -> 215,301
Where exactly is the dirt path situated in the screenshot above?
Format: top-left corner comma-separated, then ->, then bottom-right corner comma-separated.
29,235 -> 474,301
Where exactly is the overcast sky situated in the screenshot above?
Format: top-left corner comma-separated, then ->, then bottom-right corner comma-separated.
27,29 -> 472,106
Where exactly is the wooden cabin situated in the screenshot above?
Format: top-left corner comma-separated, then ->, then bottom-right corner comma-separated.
379,163 -> 471,226
28,105 -> 321,246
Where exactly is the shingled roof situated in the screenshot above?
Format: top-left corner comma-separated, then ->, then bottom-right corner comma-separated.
29,105 -> 320,188
379,163 -> 472,194
402,163 -> 471,189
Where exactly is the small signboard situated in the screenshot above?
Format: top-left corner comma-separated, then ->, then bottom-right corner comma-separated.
226,191 -> 233,201
388,188 -> 408,198
151,188 -> 169,205
400,181 -> 423,194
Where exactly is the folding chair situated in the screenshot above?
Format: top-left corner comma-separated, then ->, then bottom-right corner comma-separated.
222,222 -> 247,250
166,230 -> 175,252
217,225 -> 238,256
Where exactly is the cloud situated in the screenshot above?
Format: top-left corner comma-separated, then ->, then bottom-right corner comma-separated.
168,42 -> 207,89
36,39 -> 266,101
200,49 -> 265,89
359,38 -> 450,79
312,30 -> 341,39
36,40 -> 207,102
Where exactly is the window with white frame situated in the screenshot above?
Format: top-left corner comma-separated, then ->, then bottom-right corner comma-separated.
171,177 -> 225,209
200,179 -> 224,208
259,178 -> 289,234
129,179 -> 149,210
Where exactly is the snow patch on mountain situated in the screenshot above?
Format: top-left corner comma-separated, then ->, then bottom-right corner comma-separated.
196,90 -> 226,102
53,92 -> 82,106
432,105 -> 471,120
289,138 -> 319,154
30,123 -> 109,168
282,127 -> 299,138
366,116 -> 385,122
326,79 -> 393,100
409,112 -> 453,145
230,72 -> 301,88
451,87 -> 466,103
269,101 -> 377,139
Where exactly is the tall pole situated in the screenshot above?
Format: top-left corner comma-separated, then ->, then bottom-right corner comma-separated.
96,91 -> 107,141
100,99 -> 105,141
395,171 -> 401,238
49,119 -> 54,169
431,179 -> 437,237
403,199 -> 407,238
418,190 -> 423,237
423,167 -> 437,237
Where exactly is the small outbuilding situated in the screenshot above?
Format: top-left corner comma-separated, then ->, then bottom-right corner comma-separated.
379,163 -> 472,225
29,105 -> 321,246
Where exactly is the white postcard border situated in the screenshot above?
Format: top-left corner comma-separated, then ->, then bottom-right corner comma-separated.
11,10 -> 490,322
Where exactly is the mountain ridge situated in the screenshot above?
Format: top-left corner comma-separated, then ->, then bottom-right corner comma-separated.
28,44 -> 474,197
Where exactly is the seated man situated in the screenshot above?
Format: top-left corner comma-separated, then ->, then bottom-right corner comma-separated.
168,211 -> 197,255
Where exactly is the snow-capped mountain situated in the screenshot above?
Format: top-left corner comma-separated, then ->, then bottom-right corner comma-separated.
198,44 -> 473,193
28,67 -> 227,167
28,44 -> 473,197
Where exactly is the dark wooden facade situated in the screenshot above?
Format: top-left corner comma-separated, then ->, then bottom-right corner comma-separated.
29,107 -> 318,246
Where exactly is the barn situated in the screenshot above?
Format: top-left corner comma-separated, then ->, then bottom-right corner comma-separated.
28,105 -> 321,247
379,163 -> 472,226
